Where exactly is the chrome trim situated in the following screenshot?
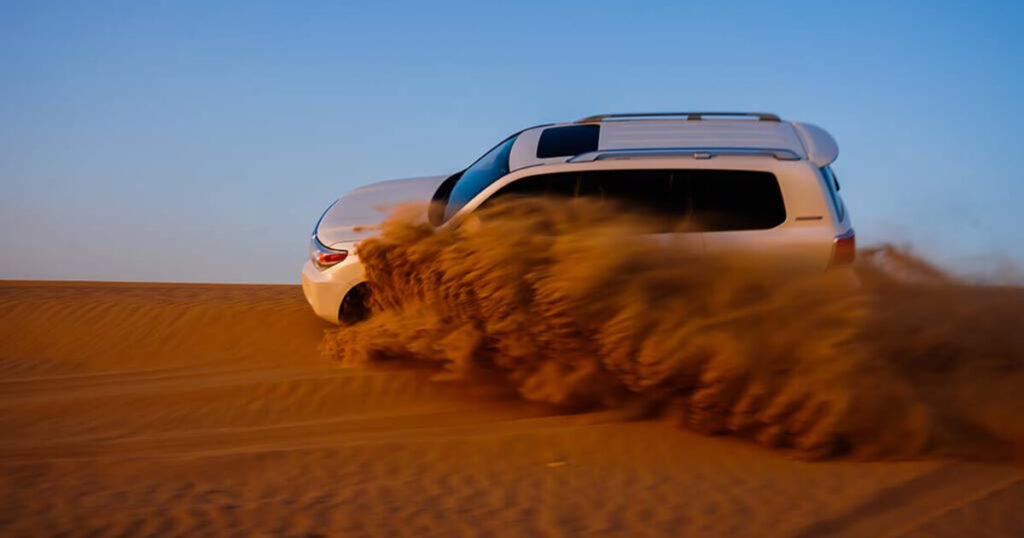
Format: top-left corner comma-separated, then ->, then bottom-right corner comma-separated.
312,198 -> 339,236
576,112 -> 781,123
567,147 -> 801,162
310,234 -> 342,252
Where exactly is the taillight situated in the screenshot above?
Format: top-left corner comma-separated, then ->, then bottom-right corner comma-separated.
830,229 -> 856,267
317,251 -> 348,266
310,236 -> 349,270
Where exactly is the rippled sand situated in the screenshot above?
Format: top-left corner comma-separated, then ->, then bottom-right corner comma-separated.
2,281 -> 1022,537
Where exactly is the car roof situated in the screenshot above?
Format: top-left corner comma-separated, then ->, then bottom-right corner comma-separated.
508,112 -> 838,171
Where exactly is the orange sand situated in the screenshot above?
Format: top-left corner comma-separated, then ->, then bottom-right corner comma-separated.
1,281 -> 1022,537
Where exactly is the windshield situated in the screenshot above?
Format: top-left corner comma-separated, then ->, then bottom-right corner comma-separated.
444,135 -> 518,221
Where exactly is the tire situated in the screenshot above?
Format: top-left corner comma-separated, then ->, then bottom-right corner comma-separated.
338,283 -> 371,325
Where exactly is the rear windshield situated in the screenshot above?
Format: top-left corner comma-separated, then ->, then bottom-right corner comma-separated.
445,135 -> 518,221
483,169 -> 786,231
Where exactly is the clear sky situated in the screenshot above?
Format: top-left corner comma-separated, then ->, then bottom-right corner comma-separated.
2,0 -> 1022,283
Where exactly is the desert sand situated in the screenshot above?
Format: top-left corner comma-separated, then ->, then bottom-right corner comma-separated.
2,280 -> 1022,537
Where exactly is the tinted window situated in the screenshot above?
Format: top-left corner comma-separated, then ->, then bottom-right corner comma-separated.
445,135 -> 518,221
485,169 -> 786,231
536,125 -> 600,158
579,170 -> 688,218
686,170 -> 786,231
483,172 -> 580,202
428,171 -> 463,226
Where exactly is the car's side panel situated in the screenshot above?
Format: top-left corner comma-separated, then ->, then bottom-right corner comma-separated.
701,227 -> 836,271
700,161 -> 840,271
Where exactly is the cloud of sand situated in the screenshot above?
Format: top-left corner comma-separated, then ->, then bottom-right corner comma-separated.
321,199 -> 1024,460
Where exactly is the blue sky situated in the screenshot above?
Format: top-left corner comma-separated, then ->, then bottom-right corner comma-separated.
2,0 -> 1022,283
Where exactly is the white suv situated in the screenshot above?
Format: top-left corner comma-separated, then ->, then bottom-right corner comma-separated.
302,112 -> 854,324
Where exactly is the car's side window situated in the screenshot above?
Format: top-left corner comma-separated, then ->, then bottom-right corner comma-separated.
477,172 -> 579,213
820,166 -> 846,222
491,172 -> 579,199
686,170 -> 786,231
577,170 -> 680,215
479,169 -> 785,232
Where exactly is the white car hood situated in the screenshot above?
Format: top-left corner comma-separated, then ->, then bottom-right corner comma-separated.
316,175 -> 448,248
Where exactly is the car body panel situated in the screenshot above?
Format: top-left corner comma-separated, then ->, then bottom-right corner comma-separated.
316,175 -> 447,248
305,175 -> 445,323
303,114 -> 851,324
301,253 -> 366,323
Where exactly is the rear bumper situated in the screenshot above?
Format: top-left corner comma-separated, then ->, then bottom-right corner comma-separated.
300,256 -> 365,324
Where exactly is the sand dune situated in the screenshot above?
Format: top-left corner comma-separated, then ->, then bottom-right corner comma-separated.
2,281 -> 1022,537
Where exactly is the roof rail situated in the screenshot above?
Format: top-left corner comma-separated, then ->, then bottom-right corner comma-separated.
567,147 -> 801,162
576,112 -> 781,123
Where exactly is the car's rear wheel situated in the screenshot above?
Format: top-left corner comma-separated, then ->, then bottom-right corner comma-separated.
338,283 -> 371,325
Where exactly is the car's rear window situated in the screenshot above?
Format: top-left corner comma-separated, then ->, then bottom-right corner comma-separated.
536,125 -> 600,158
485,169 -> 786,231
